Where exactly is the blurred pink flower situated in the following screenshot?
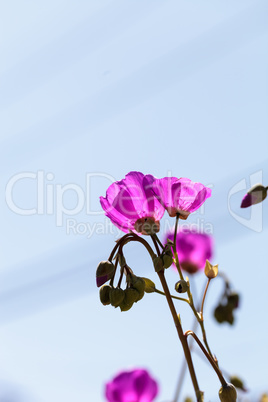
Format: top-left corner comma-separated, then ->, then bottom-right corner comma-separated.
100,172 -> 165,235
105,369 -> 159,402
152,177 -> 211,219
164,228 -> 213,274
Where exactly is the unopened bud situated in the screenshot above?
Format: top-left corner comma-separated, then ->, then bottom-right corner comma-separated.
126,274 -> 145,301
153,256 -> 164,272
109,288 -> 125,307
119,299 -> 134,312
241,184 -> 267,208
142,277 -> 156,293
219,383 -> 237,402
227,292 -> 240,309
229,376 -> 245,390
175,280 -> 189,294
214,304 -> 234,325
99,285 -> 112,305
96,260 -> 115,287
124,288 -> 140,304
204,260 -> 218,279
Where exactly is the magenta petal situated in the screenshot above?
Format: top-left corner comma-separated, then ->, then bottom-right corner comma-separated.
100,171 -> 165,234
164,228 -> 213,273
240,193 -> 252,208
105,369 -> 159,402
96,274 -> 109,287
152,177 -> 211,217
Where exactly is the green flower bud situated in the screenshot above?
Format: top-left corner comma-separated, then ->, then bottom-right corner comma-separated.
124,288 -> 140,304
96,260 -> 115,287
141,277 -> 156,293
109,288 -> 125,307
99,285 -> 112,305
175,280 -> 189,294
162,253 -> 173,269
131,275 -> 146,293
227,292 -> 240,309
184,397 -> 194,402
119,299 -> 134,312
126,274 -> 145,301
218,383 -> 237,402
229,376 -> 245,390
214,304 -> 234,325
153,256 -> 164,272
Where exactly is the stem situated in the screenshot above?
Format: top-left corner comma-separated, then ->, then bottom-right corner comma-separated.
185,331 -> 227,387
152,233 -> 164,250
200,279 -> 211,319
150,234 -> 161,256
157,270 -> 202,401
154,288 -> 189,304
173,214 -> 184,280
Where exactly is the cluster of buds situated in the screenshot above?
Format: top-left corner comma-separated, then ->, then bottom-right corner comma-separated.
97,260 -> 147,312
214,281 -> 239,325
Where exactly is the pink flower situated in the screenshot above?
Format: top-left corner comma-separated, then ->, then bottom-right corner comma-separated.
100,172 -> 165,235
164,228 -> 213,274
152,177 -> 211,219
105,369 -> 159,402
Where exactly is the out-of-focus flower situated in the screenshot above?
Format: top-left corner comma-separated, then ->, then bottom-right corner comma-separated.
100,171 -> 165,235
105,368 -> 159,402
164,228 -> 213,274
240,184 -> 267,208
152,177 -> 211,219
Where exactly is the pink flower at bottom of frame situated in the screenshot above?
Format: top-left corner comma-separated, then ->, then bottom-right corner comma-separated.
105,368 -> 159,402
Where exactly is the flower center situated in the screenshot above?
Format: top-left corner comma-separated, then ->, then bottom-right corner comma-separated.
134,217 -> 160,235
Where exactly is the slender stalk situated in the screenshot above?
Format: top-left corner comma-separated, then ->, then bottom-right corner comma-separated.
200,279 -> 211,319
157,270 -> 202,401
152,233 -> 164,250
173,214 -> 184,280
185,331 -> 227,387
154,288 -> 189,304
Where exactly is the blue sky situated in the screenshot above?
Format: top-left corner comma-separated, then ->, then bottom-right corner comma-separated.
1,1 -> 268,401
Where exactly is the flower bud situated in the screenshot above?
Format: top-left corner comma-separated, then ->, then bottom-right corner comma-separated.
241,184 -> 267,208
142,277 -> 156,293
96,260 -> 115,287
124,288 -> 140,304
214,304 -> 234,325
218,383 -> 237,402
109,288 -> 125,307
204,260 -> 218,279
153,256 -> 164,272
229,376 -> 245,390
175,280 -> 189,294
126,274 -> 145,301
119,299 -> 134,312
162,244 -> 173,268
99,285 -> 112,305
227,292 -> 240,309
260,393 -> 268,402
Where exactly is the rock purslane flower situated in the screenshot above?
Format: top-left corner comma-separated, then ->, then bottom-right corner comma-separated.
100,171 -> 165,235
164,228 -> 213,274
152,177 -> 211,219
100,172 -> 211,236
105,368 -> 159,402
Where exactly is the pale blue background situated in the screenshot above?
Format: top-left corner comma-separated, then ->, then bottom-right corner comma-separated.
1,1 -> 268,401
